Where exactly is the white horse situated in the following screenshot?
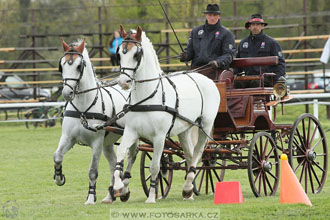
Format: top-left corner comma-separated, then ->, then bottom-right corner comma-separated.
113,25 -> 220,203
53,39 -> 138,205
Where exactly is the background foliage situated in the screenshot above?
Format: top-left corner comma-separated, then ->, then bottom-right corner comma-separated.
0,0 -> 329,84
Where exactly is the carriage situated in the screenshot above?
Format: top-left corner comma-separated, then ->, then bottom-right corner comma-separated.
106,55 -> 328,199
55,31 -> 328,204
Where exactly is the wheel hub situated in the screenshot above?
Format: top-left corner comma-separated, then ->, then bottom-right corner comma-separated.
307,150 -> 316,161
262,161 -> 272,172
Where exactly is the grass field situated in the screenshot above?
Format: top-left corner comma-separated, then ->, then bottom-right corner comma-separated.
1,105 -> 330,220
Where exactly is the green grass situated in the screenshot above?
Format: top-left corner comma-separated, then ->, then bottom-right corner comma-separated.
1,105 -> 330,220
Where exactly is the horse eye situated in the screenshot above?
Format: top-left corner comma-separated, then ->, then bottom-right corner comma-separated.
77,64 -> 81,71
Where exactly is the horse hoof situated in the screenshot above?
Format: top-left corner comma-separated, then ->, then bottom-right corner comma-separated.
145,198 -> 156,204
54,175 -> 66,186
182,189 -> 193,199
84,201 -> 96,205
114,189 -> 122,197
101,199 -> 113,204
108,186 -> 117,202
120,191 -> 130,202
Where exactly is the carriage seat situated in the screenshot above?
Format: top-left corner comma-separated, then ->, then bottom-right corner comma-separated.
230,56 -> 279,68
230,56 -> 279,88
217,70 -> 234,89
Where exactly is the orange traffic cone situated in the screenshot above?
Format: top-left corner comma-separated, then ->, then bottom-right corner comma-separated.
280,154 -> 312,206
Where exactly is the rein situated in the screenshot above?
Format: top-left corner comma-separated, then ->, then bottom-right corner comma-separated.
95,35 -> 213,142
123,62 -> 213,84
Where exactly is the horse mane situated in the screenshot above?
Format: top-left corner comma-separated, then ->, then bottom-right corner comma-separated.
141,32 -> 162,74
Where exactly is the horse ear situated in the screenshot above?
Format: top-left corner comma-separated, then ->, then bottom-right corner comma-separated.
136,26 -> 142,42
62,38 -> 70,52
120,25 -> 128,39
77,38 -> 85,53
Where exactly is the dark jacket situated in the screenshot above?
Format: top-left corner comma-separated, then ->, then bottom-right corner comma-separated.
185,20 -> 235,69
235,30 -> 285,81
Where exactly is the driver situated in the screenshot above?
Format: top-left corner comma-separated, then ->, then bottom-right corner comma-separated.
179,3 -> 236,80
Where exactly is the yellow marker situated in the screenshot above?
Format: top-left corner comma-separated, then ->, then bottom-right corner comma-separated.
281,154 -> 288,160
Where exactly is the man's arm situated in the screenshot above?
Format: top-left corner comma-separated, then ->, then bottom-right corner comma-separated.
214,31 -> 235,69
183,31 -> 195,61
271,40 -> 286,80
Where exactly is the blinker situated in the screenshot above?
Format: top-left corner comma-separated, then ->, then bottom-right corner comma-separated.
123,41 -> 128,54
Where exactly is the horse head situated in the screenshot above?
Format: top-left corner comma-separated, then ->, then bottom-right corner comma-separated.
59,39 -> 86,101
118,25 -> 143,90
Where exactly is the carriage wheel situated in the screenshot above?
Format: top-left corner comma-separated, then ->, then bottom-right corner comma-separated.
140,151 -> 174,199
288,113 -> 328,194
25,108 -> 46,129
193,150 -> 226,196
248,132 -> 280,197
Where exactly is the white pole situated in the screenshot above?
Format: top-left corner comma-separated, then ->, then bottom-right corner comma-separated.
313,99 -> 319,119
313,99 -> 319,138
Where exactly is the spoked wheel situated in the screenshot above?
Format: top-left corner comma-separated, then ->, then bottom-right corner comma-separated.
193,148 -> 226,196
248,132 -> 280,197
25,108 -> 46,129
288,113 -> 328,194
140,150 -> 174,199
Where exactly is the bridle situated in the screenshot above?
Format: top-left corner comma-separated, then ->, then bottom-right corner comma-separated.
58,47 -> 115,132
117,35 -> 143,82
59,49 -> 86,95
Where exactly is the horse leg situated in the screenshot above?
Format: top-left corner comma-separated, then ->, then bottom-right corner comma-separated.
85,138 -> 103,205
182,126 -> 209,199
101,143 -> 117,204
178,128 -> 195,169
53,135 -> 75,186
146,136 -> 166,204
178,128 -> 195,200
120,141 -> 138,202
113,130 -> 138,197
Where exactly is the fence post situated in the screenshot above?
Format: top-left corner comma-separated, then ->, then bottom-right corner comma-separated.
313,99 -> 319,119
313,99 -> 319,138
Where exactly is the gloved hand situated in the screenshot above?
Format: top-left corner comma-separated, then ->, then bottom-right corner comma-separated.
179,51 -> 188,62
208,60 -> 219,69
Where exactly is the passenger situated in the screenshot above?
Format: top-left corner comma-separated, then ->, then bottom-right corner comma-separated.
234,14 -> 286,88
179,3 -> 236,80
108,31 -> 123,67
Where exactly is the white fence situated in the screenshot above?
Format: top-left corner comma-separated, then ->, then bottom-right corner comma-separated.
0,93 -> 329,124
289,93 -> 330,120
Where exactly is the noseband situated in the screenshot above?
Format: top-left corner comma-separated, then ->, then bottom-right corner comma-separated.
59,50 -> 86,94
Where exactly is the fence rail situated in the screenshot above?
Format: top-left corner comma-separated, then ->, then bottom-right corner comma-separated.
0,34 -> 329,95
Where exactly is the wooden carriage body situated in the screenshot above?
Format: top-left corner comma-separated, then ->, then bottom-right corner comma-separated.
213,56 -> 279,139
106,56 -> 327,199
